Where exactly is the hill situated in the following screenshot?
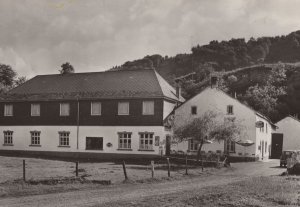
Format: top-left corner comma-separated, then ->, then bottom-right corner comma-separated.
110,30 -> 300,122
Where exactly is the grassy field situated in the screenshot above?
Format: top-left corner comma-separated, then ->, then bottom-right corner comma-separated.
0,156 -> 214,199
104,176 -> 300,207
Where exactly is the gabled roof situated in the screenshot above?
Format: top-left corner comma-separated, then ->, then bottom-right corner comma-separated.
276,115 -> 300,124
1,69 -> 184,102
173,86 -> 276,126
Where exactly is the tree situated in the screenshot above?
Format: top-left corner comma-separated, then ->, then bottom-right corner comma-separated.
173,111 -> 243,161
14,76 -> 27,87
0,64 -> 16,86
60,62 -> 74,74
0,63 -> 17,93
242,64 -> 287,120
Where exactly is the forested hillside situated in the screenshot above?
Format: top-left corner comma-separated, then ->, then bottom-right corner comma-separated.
111,30 -> 300,122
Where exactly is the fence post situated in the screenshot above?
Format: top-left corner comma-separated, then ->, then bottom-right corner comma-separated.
122,160 -> 128,180
151,160 -> 155,178
167,158 -> 170,177
185,155 -> 188,175
23,160 -> 26,181
201,158 -> 204,172
75,161 -> 79,177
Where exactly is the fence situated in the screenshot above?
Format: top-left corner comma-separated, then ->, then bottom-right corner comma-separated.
0,155 -> 226,185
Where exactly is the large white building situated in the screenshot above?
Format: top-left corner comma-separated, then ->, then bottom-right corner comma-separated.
0,69 -> 183,160
172,86 -> 276,160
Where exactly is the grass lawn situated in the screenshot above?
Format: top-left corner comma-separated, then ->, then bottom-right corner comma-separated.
105,176 -> 300,207
0,156 -> 214,198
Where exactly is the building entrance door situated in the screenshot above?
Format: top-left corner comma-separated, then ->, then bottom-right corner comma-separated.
271,133 -> 283,159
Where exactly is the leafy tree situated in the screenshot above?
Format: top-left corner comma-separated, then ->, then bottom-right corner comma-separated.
14,76 -> 27,87
0,63 -> 17,93
173,111 -> 243,161
60,62 -> 75,74
242,64 -> 287,119
0,64 -> 16,86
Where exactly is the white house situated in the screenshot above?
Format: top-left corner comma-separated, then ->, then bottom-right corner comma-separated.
172,86 -> 276,160
0,69 -> 184,160
273,116 -> 300,153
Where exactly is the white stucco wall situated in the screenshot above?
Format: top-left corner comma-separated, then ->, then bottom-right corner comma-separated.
255,115 -> 272,159
173,87 -> 267,158
0,126 -> 167,155
163,100 -> 176,120
275,116 -> 300,151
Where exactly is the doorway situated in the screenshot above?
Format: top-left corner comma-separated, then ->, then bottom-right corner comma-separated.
271,133 -> 283,159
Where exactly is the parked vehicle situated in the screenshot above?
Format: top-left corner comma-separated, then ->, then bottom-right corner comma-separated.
280,150 -> 294,167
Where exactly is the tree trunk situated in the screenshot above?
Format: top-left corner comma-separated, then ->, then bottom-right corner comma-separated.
197,140 -> 204,162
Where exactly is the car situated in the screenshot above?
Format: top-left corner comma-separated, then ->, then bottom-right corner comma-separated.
280,150 -> 294,167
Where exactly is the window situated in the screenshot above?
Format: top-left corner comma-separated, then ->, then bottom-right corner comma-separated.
188,139 -> 198,151
86,137 -> 103,150
58,131 -> 70,146
4,104 -> 13,116
30,131 -> 41,145
227,105 -> 233,115
142,101 -> 154,115
60,103 -> 70,116
224,117 -> 236,122
118,102 -> 129,115
266,123 -> 268,133
225,139 -> 235,153
118,132 -> 132,149
91,102 -> 101,116
265,141 -> 267,153
191,106 -> 197,115
3,131 -> 13,145
31,104 -> 40,116
139,132 -> 154,150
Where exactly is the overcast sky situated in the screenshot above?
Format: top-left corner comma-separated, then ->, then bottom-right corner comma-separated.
0,0 -> 300,78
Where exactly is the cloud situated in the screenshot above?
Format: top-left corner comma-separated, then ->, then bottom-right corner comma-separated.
0,0 -> 300,78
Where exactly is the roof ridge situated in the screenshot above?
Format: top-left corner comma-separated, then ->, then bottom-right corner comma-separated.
34,68 -> 155,77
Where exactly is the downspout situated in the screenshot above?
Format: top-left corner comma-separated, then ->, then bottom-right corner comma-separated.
76,97 -> 80,150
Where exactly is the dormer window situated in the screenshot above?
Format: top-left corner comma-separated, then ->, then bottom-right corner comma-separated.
227,105 -> 233,115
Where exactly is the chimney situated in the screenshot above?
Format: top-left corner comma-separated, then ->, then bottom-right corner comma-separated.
210,76 -> 218,88
176,84 -> 181,98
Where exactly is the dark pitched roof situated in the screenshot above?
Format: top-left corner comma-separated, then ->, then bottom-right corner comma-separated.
2,69 -> 184,102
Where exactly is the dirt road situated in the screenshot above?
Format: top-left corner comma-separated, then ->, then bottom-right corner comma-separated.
0,160 -> 285,207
